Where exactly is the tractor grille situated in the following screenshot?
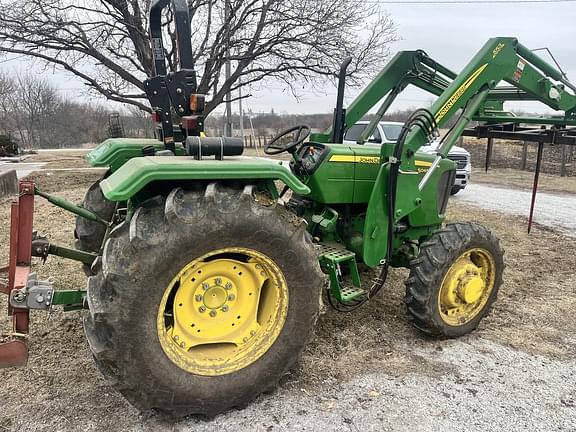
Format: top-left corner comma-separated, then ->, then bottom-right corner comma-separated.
448,155 -> 468,169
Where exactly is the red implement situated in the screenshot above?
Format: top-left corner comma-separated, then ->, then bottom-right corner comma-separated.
0,180 -> 34,368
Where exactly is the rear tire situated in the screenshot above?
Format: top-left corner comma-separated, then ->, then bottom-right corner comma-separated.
83,183 -> 324,417
405,222 -> 504,337
74,174 -> 115,274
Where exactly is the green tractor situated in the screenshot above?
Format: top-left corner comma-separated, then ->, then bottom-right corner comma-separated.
2,0 -> 576,418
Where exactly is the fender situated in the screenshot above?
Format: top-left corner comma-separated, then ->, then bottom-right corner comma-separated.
86,138 -> 186,172
100,156 -> 311,201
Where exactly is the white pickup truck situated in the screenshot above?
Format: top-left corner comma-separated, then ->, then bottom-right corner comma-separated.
343,121 -> 471,195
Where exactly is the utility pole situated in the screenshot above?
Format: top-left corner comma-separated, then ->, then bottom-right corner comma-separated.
224,0 -> 232,137
238,79 -> 245,140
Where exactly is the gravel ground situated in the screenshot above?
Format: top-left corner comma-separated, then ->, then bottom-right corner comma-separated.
176,338 -> 575,432
455,183 -> 576,238
1,165 -> 575,431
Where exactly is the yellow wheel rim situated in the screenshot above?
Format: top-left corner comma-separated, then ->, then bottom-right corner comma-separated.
438,248 -> 496,326
157,248 -> 289,376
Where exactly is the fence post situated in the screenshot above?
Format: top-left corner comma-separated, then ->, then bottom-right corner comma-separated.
561,144 -> 567,177
521,141 -> 528,171
258,136 -> 262,148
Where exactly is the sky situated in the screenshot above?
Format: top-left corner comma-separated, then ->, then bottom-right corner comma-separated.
247,0 -> 576,115
1,0 -> 575,116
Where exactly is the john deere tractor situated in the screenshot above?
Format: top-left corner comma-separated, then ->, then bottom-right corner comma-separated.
2,0 -> 576,418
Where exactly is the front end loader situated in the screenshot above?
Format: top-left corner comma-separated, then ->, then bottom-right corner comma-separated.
2,0 -> 576,417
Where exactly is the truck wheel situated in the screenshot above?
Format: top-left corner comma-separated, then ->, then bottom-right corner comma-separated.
450,186 -> 462,195
74,174 -> 115,274
405,222 -> 504,337
83,183 -> 324,417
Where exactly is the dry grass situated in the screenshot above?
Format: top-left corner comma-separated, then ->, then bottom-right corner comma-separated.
472,167 -> 576,195
25,150 -> 92,170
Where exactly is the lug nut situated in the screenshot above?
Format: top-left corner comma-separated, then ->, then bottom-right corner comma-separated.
215,278 -> 222,285
195,295 -> 203,302
180,342 -> 186,348
199,306 -> 206,313
250,330 -> 256,337
210,310 -> 217,318
243,337 -> 248,343
174,335 -> 179,341
225,282 -> 233,290
221,305 -> 229,312
202,282 -> 210,290
228,294 -> 235,301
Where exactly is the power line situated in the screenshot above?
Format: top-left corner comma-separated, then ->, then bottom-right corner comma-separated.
366,0 -> 576,4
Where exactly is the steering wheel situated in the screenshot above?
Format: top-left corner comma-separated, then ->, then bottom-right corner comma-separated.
264,125 -> 311,155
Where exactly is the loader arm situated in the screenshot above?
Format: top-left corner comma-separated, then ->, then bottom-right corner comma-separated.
312,50 -> 457,144
362,37 -> 576,266
314,39 -> 576,150
395,37 -> 576,179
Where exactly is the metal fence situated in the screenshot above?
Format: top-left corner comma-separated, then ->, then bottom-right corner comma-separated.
463,138 -> 576,177
243,136 -> 275,148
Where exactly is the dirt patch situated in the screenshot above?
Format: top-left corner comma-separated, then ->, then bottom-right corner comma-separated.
0,170 -> 575,431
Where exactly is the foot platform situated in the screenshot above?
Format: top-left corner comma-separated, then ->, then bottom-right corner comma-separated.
317,243 -> 365,302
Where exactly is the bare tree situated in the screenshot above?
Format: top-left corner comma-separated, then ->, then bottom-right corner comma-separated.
0,72 -> 15,133
0,70 -> 128,148
6,74 -> 61,148
125,105 -> 155,137
0,0 -> 397,114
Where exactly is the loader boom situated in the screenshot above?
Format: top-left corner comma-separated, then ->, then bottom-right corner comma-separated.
342,37 -> 576,266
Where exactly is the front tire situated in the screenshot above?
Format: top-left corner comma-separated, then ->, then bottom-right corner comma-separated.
84,183 -> 324,417
405,222 -> 504,337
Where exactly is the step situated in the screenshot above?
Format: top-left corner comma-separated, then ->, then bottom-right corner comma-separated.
317,243 -> 356,263
339,285 -> 366,302
317,243 -> 364,302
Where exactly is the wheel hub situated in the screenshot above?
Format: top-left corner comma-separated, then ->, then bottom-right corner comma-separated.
157,248 -> 289,376
458,275 -> 485,304
438,248 -> 496,325
203,284 -> 230,310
